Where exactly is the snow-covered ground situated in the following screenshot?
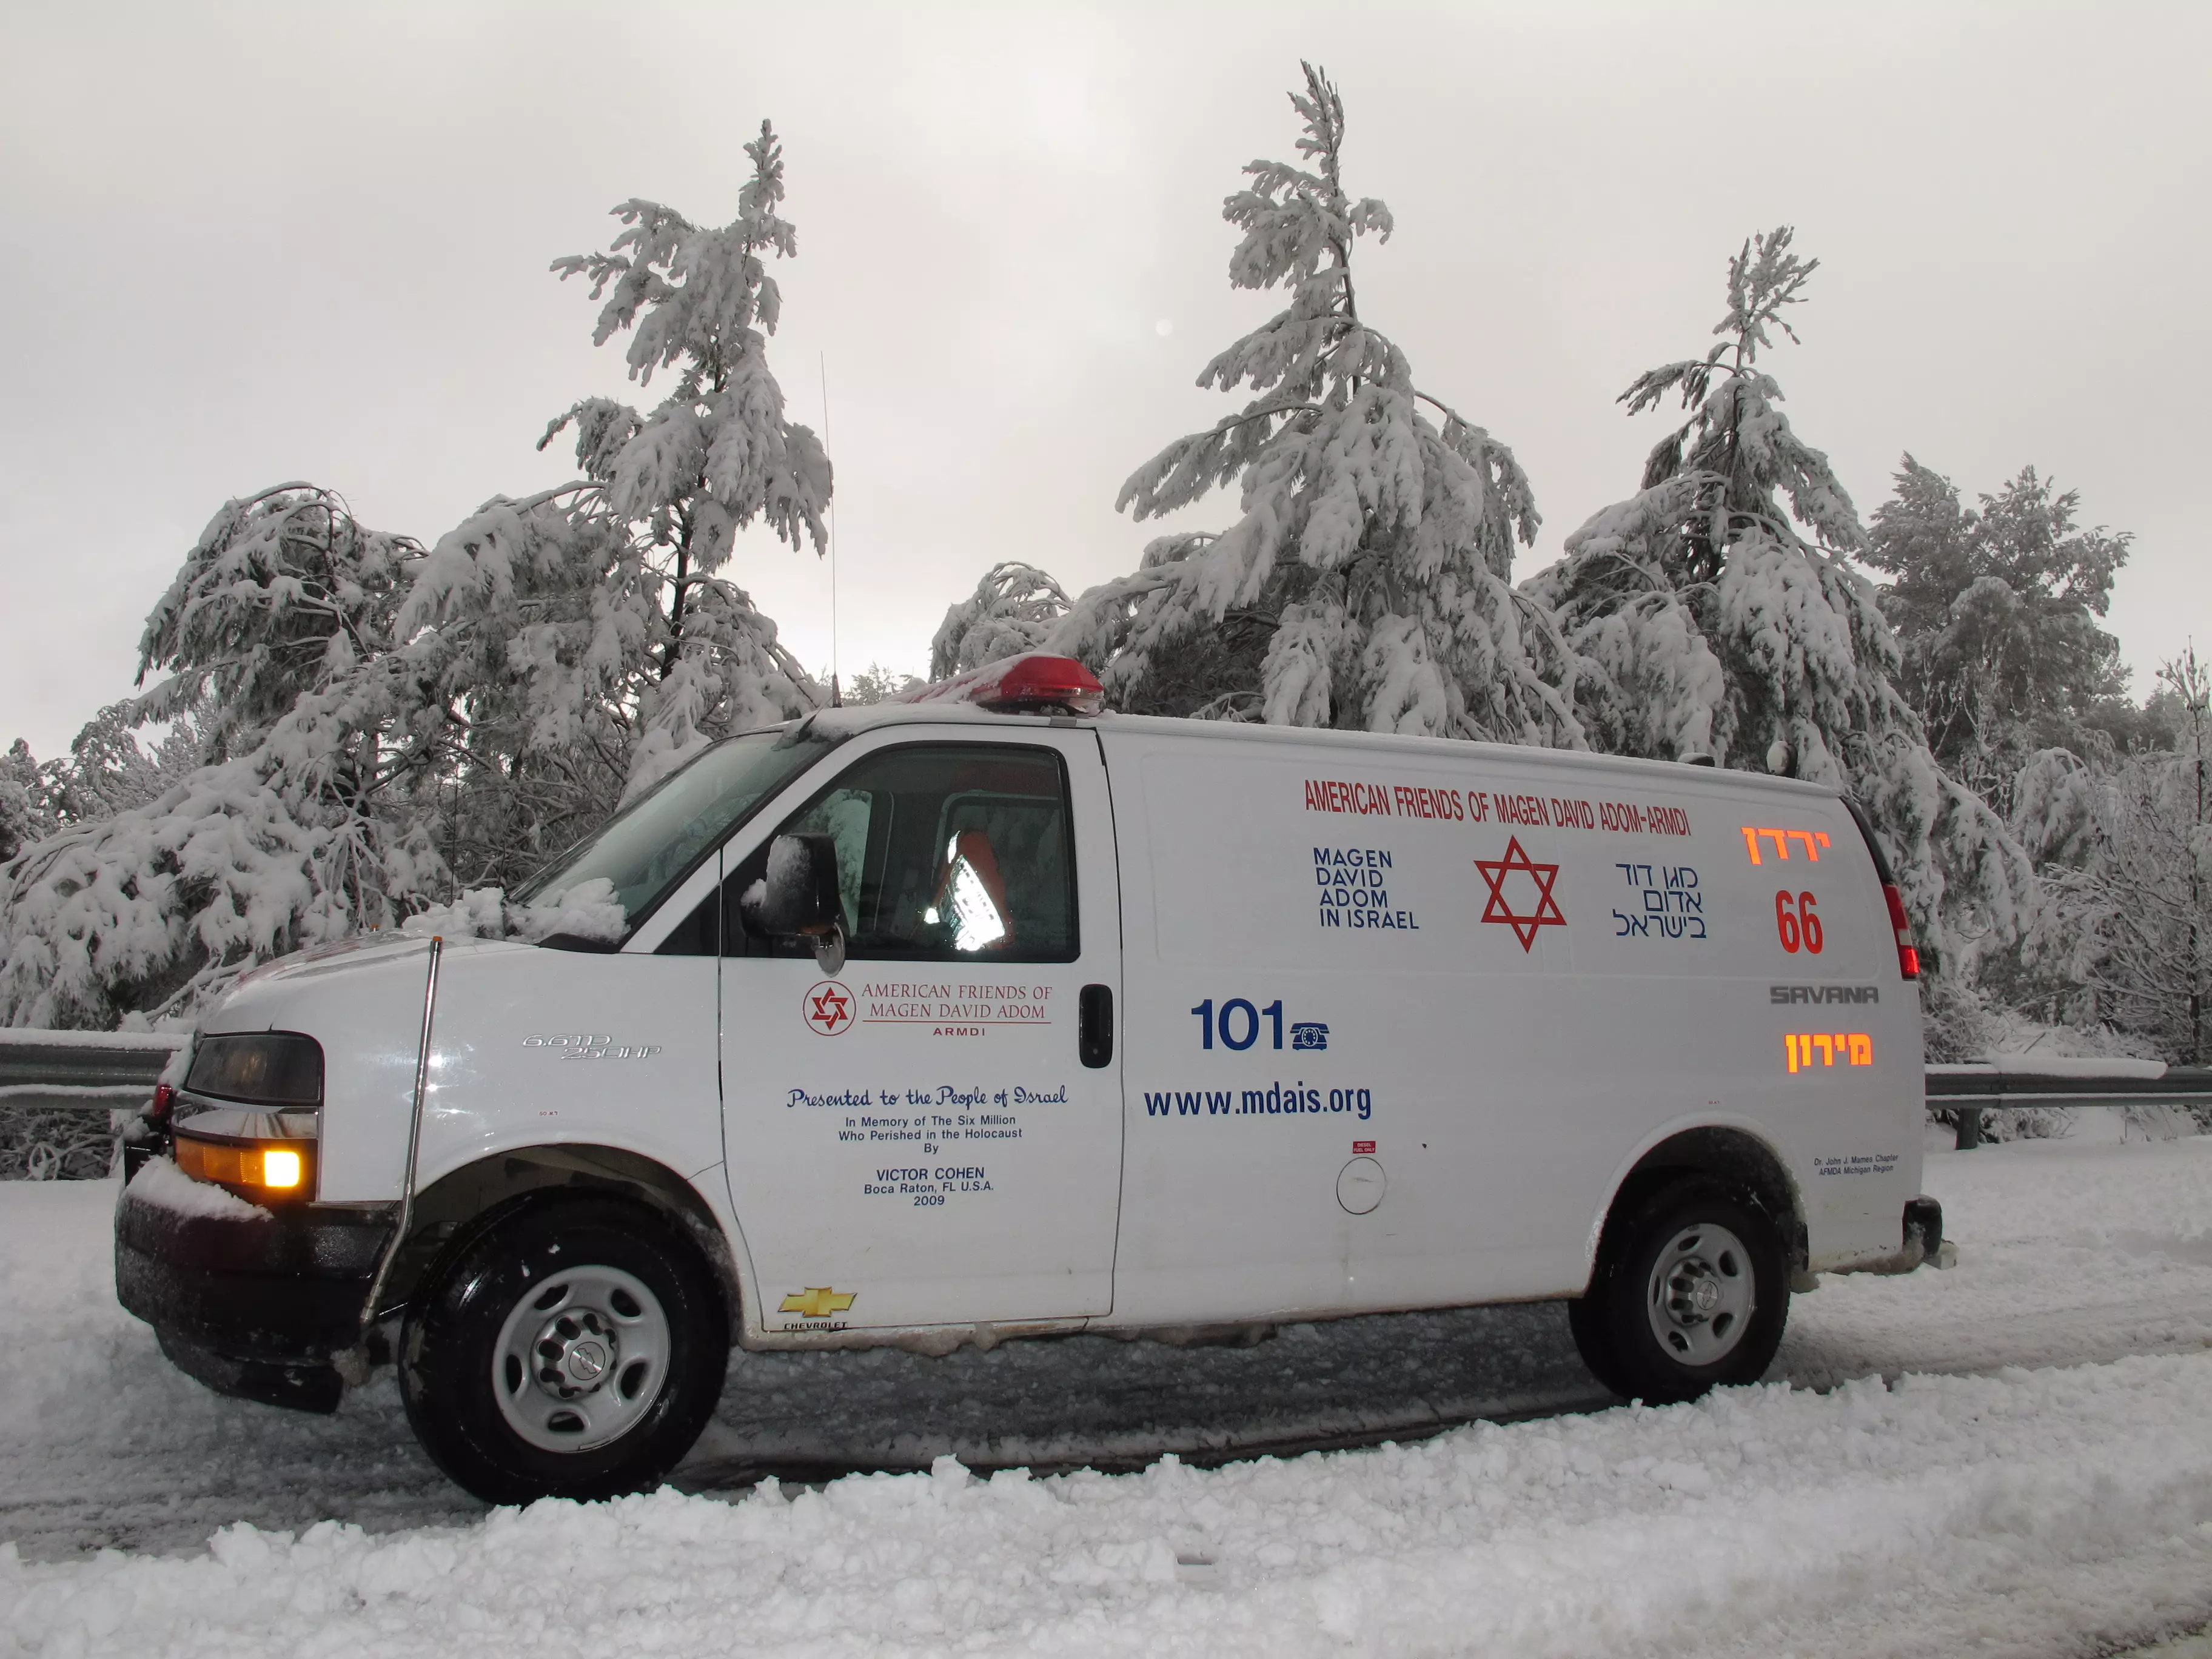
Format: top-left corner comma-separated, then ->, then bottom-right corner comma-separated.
4,1129 -> 2211,1657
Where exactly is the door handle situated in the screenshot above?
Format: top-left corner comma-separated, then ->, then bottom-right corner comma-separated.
1078,984 -> 1113,1069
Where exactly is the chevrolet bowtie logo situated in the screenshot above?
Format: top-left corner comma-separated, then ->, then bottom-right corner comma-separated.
779,1286 -> 856,1318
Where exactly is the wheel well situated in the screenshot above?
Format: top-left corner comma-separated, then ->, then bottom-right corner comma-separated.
377,1145 -> 740,1332
1601,1127 -> 1807,1275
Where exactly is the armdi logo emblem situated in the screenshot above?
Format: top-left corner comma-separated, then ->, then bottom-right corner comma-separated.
803,981 -> 854,1036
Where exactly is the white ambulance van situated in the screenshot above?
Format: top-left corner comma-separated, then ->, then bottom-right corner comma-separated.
116,654 -> 1939,1503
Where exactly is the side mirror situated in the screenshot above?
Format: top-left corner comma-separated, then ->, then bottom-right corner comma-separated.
750,833 -> 847,974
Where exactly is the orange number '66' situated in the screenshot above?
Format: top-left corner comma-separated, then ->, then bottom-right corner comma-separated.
1775,890 -> 1823,954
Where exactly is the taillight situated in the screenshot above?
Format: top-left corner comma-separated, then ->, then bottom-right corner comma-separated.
147,1082 -> 175,1125
1882,883 -> 1920,979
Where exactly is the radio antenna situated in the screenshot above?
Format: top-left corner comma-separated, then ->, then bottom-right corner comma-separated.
821,350 -> 840,708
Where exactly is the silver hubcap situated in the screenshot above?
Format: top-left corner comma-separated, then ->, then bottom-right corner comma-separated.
491,1264 -> 671,1452
1645,1221 -> 1755,1367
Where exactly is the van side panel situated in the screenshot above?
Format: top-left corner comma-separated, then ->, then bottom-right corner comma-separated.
268,939 -> 726,1205
1101,728 -> 1922,1325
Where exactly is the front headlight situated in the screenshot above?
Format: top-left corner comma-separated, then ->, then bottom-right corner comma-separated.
185,1033 -> 323,1107
173,1032 -> 323,1202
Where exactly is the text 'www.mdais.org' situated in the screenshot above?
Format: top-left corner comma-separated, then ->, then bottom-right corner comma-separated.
1142,1083 -> 1373,1120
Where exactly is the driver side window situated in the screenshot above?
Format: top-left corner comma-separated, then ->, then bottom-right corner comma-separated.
723,743 -> 1077,963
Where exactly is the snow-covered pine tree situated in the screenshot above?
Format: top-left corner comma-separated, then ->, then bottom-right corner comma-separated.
931,562 -> 1071,679
521,119 -> 826,801
0,486 -> 437,1028
842,665 -> 925,705
2011,648 -> 2211,1063
357,120 -> 833,899
387,119 -> 833,893
380,489 -> 646,888
0,123 -> 837,1027
136,484 -> 415,761
1526,229 -> 2034,979
1865,456 -> 2131,811
0,743 -> 56,865
1052,64 -> 1581,743
35,703 -> 200,827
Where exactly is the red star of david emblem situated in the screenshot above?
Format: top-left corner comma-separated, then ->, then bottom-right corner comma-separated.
1474,836 -> 1566,951
803,980 -> 853,1035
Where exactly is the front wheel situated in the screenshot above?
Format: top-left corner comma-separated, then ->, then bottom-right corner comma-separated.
400,1197 -> 729,1504
1570,1178 -> 1789,1405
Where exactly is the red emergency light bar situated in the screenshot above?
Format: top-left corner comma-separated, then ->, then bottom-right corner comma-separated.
894,653 -> 1105,717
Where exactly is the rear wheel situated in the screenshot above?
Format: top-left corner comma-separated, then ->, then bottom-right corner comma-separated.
1570,1178 -> 1789,1405
400,1197 -> 728,1504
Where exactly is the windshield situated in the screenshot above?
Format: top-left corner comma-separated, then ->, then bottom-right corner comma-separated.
512,726 -> 837,927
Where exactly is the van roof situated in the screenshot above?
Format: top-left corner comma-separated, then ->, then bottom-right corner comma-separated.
794,702 -> 1842,802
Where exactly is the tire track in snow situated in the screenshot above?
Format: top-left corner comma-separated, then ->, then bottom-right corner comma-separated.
8,1353 -> 2212,1659
1780,1284 -> 2212,1393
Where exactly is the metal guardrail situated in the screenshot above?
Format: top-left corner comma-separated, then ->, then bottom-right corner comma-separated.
1926,1059 -> 2212,1148
0,1033 -> 186,1179
0,1031 -> 184,1112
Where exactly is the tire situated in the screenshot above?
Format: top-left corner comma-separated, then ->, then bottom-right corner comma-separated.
399,1196 -> 729,1504
1572,1177 -> 1789,1406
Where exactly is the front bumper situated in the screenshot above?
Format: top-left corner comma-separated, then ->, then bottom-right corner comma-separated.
114,1174 -> 394,1413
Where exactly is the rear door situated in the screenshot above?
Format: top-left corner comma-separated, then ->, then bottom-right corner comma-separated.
718,726 -> 1124,1334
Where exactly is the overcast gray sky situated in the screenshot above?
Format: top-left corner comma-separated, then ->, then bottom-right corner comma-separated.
3,2 -> 2207,758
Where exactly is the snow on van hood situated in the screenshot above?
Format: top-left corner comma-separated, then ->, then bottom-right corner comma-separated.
398,877 -> 627,947
225,929 -> 436,991
217,918 -> 540,1006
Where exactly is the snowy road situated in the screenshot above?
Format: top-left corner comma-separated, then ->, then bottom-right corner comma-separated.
4,1130 -> 2211,1655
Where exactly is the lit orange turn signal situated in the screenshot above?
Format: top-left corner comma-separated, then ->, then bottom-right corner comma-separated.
174,1133 -> 312,1194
